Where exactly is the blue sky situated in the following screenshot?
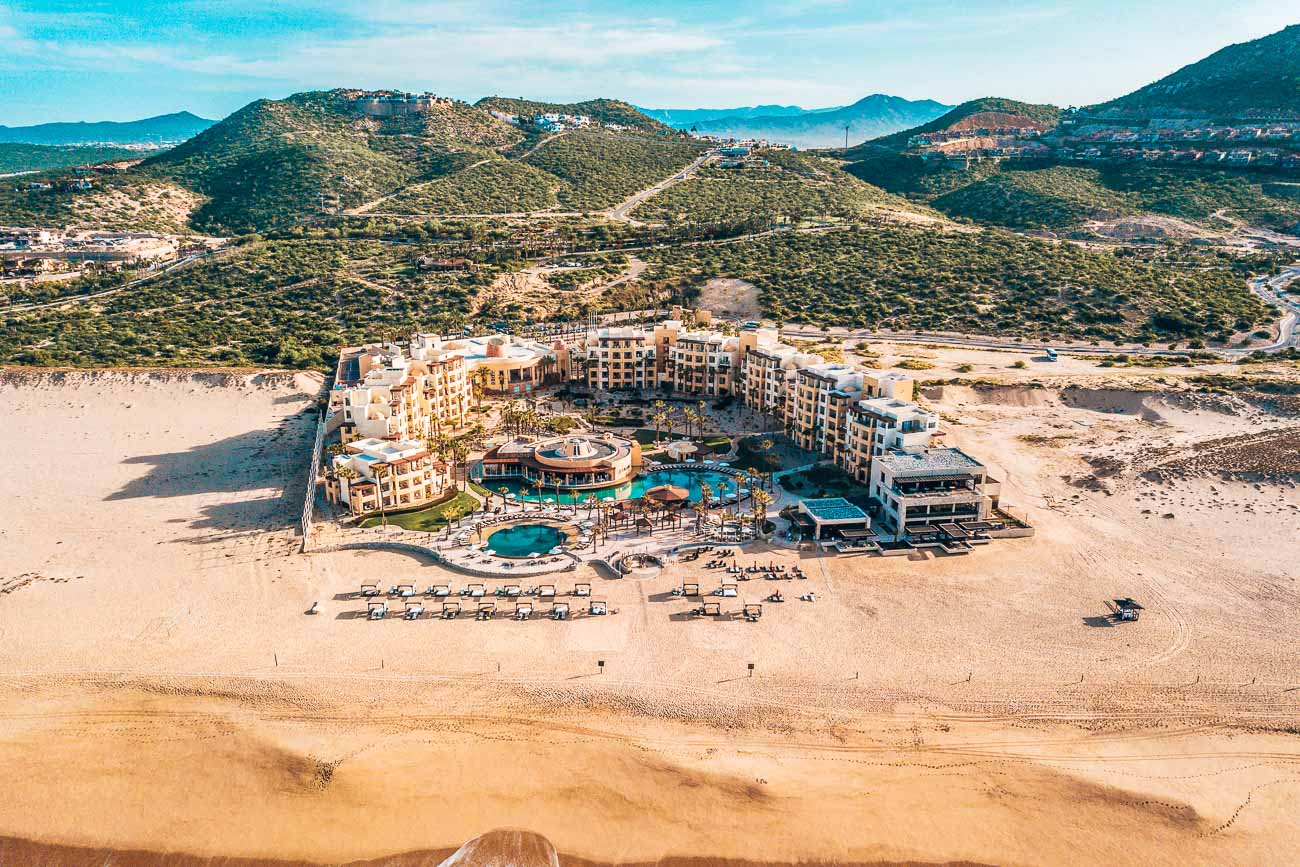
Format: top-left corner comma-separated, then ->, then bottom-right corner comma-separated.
1,1 -> 1295,125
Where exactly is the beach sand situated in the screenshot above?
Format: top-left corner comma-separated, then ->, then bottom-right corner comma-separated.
0,368 -> 1296,866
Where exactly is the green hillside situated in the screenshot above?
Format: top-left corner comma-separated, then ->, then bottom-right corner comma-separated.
141,91 -> 522,233
0,239 -> 500,368
0,143 -> 138,174
1088,24 -> 1300,119
636,222 -> 1272,343
845,157 -> 1300,232
475,97 -> 671,132
522,129 -> 704,210
632,150 -> 919,223
381,159 -> 562,214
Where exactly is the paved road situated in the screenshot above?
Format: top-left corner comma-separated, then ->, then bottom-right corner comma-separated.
1245,266 -> 1300,351
782,264 -> 1300,359
604,152 -> 714,223
4,252 -> 210,314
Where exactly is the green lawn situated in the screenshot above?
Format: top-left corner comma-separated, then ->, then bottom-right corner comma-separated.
359,490 -> 480,531
632,428 -> 731,450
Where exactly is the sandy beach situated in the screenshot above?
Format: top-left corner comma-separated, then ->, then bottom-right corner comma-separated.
0,365 -> 1297,866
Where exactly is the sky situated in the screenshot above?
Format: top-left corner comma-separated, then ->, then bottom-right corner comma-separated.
0,0 -> 1296,126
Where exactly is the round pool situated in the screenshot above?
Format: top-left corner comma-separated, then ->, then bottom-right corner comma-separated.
489,469 -> 741,504
485,523 -> 568,558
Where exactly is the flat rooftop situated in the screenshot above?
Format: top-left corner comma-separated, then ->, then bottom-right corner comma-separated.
800,497 -> 868,522
877,448 -> 983,475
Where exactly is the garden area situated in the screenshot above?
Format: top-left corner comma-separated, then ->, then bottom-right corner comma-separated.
358,490 -> 480,532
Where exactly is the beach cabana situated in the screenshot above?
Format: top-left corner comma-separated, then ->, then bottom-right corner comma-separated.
643,484 -> 690,506
682,582 -> 700,597
360,583 -> 379,598
720,583 -> 738,598
538,585 -> 556,598
589,599 -> 608,616
515,602 -> 534,620
441,600 -> 461,618
697,601 -> 722,617
551,602 -> 570,620
743,603 -> 762,622
573,583 -> 592,597
367,600 -> 387,620
476,602 -> 496,620
430,584 -> 451,597
468,583 -> 486,598
403,601 -> 425,620
396,583 -> 415,597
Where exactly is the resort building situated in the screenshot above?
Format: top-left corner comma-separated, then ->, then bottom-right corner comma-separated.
868,448 -> 1000,544
325,437 -> 449,516
330,341 -> 470,444
329,313 -> 956,509
427,333 -> 560,396
786,363 -> 863,457
477,433 -> 642,492
739,342 -> 820,418
669,330 -> 741,396
844,398 -> 941,483
586,327 -> 657,391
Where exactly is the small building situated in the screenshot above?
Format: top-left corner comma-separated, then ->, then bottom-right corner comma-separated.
869,448 -> 998,545
791,497 -> 872,542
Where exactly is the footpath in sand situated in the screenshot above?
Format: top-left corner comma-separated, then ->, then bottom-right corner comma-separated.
0,368 -> 1297,866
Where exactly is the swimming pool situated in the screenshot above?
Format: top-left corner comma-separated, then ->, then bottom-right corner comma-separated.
487,469 -> 743,504
485,523 -> 568,558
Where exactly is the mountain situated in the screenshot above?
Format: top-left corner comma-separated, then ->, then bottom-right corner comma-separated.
638,104 -> 815,126
0,111 -> 215,146
848,97 -> 1062,154
1087,24 -> 1300,120
648,94 -> 952,149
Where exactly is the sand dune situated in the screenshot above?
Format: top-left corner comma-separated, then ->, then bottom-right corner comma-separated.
0,369 -> 1296,866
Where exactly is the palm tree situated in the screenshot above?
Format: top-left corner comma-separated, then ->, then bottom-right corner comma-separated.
449,437 -> 471,491
750,488 -> 773,535
372,464 -> 390,527
697,481 -> 714,532
683,407 -> 700,439
650,409 -> 669,445
498,485 -> 510,510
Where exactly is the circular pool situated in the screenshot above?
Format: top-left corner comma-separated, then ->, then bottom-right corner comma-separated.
484,523 -> 568,558
491,469 -> 740,504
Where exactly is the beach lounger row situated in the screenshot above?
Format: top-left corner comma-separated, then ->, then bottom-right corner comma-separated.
364,599 -> 611,621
